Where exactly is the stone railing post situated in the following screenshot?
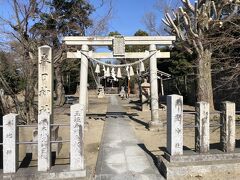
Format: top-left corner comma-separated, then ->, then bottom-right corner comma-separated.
195,102 -> 209,153
70,104 -> 85,171
3,113 -> 18,173
167,95 -> 183,156
220,101 -> 235,152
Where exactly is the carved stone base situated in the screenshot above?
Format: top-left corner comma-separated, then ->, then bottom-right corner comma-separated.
148,120 -> 163,131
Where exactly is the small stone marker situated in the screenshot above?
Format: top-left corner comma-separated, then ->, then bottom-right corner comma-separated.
38,112 -> 51,171
195,102 -> 209,153
70,104 -> 85,170
220,101 -> 235,152
3,113 -> 18,173
167,95 -> 183,156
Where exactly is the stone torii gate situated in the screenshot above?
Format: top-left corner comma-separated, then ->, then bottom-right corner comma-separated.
63,36 -> 175,129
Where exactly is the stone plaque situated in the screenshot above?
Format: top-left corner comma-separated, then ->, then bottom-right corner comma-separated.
113,36 -> 125,56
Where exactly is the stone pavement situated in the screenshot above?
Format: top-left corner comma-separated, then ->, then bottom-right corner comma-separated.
95,95 -> 163,180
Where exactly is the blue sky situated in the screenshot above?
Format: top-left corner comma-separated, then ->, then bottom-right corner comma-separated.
103,0 -> 157,35
89,0 -> 163,36
0,0 -> 180,36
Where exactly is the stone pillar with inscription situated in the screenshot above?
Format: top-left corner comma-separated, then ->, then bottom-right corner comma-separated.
148,44 -> 161,130
220,101 -> 235,152
167,95 -> 183,156
38,45 -> 53,171
70,104 -> 85,172
3,113 -> 18,173
195,102 -> 210,153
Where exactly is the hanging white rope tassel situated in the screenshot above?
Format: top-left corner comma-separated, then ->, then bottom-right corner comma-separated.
111,67 -> 117,81
117,68 -> 122,78
103,65 -> 107,78
140,61 -> 145,72
106,67 -> 110,77
130,66 -> 134,76
95,64 -> 100,74
126,66 -> 130,80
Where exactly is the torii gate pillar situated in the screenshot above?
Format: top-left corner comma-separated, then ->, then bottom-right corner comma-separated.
79,44 -> 89,111
148,44 -> 161,130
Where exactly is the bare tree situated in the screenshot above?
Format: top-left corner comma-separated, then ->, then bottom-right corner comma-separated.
87,0 -> 113,36
142,0 -> 180,35
0,0 -> 43,123
142,12 -> 161,35
162,0 -> 240,109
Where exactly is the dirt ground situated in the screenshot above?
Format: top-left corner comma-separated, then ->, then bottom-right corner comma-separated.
14,92 -> 240,179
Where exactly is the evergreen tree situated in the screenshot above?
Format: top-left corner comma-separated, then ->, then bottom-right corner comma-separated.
31,0 -> 95,105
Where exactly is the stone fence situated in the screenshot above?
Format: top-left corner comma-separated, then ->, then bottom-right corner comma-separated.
1,103 -> 86,177
166,94 -> 236,156
161,94 -> 239,178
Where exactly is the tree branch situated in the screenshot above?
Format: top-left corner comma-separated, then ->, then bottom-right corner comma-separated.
179,7 -> 199,38
181,0 -> 195,13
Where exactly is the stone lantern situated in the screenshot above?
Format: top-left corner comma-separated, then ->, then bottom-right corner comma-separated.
141,79 -> 150,111
97,84 -> 105,98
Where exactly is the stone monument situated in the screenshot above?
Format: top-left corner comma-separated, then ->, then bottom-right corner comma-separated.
38,45 -> 53,172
